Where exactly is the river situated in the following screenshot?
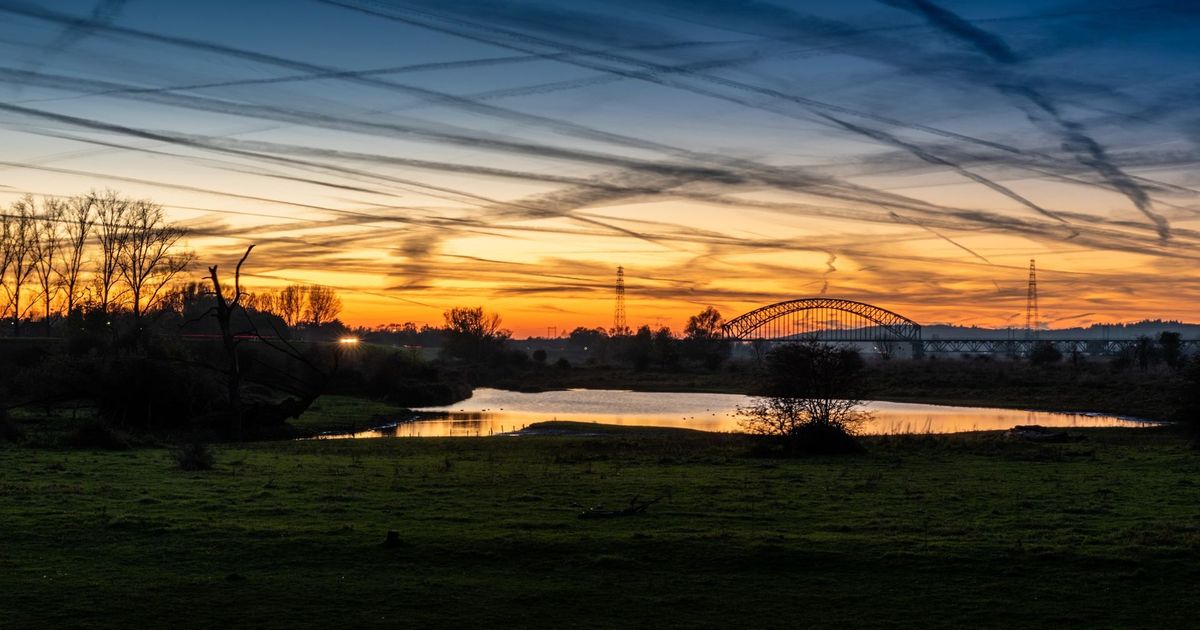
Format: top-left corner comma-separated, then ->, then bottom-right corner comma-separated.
314,388 -> 1154,439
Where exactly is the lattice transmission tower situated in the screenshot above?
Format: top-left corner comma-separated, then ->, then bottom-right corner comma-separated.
613,266 -> 628,335
1025,259 -> 1039,338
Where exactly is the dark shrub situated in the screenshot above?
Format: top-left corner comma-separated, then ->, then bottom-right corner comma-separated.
11,343 -> 49,369
531,349 -> 547,364
364,351 -> 469,406
761,342 -> 865,398
67,420 -> 130,450
0,410 -> 24,443
172,441 -> 215,471
1179,359 -> 1200,448
751,423 -> 864,457
93,357 -> 224,431
555,358 -> 571,370
1029,341 -> 1062,365
1160,331 -> 1184,368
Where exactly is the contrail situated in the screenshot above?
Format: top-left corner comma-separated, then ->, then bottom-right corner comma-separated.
879,0 -> 1173,240
817,112 -> 1073,225
18,0 -> 128,77
317,0 -> 1169,240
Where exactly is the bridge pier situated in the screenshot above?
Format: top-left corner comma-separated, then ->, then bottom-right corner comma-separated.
911,340 -> 924,359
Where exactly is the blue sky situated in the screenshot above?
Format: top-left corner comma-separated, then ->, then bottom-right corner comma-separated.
1,0 -> 1198,332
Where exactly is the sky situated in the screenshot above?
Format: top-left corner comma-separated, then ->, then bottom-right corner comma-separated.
0,0 -> 1198,337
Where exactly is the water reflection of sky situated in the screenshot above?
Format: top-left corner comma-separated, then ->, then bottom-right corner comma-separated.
315,389 -> 1154,440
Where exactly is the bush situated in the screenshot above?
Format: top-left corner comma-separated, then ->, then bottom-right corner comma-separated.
93,357 -> 224,431
1179,359 -> 1200,448
753,422 -> 865,456
738,395 -> 867,455
172,441 -> 215,471
67,420 -> 130,450
363,352 -> 470,406
740,342 -> 868,455
1029,341 -> 1063,365
0,410 -> 24,443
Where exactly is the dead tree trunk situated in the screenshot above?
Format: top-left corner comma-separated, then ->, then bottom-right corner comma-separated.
207,246 -> 253,438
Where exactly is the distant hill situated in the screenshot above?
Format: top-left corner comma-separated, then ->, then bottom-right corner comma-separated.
921,320 -> 1200,340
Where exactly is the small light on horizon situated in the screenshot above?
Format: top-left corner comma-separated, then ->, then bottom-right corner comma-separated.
338,337 -> 360,345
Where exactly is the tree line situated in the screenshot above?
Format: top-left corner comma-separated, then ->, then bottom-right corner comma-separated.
0,190 -> 343,339
1,190 -> 190,336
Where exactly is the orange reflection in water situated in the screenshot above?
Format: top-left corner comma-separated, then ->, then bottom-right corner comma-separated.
313,389 -> 1154,440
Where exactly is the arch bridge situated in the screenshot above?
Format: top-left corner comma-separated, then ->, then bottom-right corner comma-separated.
719,298 -> 1198,356
720,298 -> 921,343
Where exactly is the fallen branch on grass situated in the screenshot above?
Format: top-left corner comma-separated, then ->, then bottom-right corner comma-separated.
578,495 -> 663,519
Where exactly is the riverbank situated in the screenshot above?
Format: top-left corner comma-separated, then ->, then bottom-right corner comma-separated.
3,426 -> 1198,628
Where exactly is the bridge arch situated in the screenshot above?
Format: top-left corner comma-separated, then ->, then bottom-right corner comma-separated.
721,298 -> 922,342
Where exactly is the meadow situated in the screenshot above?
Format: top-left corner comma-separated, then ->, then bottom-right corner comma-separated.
3,424 -> 1198,628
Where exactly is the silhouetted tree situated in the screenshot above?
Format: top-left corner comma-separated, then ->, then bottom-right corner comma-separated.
275,284 -> 306,327
1029,341 -> 1062,365
92,190 -> 130,313
684,306 -> 724,339
684,306 -> 730,370
652,326 -> 680,369
58,194 -> 95,317
2,197 -> 39,336
30,198 -> 63,334
442,306 -> 510,362
206,246 -> 254,436
621,325 -> 654,370
1159,331 -> 1183,369
200,246 -> 330,437
118,199 -> 193,336
1133,335 -> 1159,370
739,341 -> 867,454
305,284 -> 342,326
567,326 -> 609,363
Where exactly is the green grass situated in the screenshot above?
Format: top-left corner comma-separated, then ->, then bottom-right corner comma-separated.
3,427 -> 1200,628
289,395 -> 410,436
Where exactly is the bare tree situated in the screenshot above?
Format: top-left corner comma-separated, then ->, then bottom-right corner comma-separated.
206,246 -> 254,436
92,190 -> 130,313
737,342 -> 869,453
202,247 -> 332,437
117,199 -> 193,333
242,290 -> 271,314
0,206 -> 13,321
31,198 -> 65,333
442,306 -> 509,361
276,284 -> 306,327
684,306 -> 724,340
305,284 -> 342,326
58,193 -> 95,317
3,197 -> 40,336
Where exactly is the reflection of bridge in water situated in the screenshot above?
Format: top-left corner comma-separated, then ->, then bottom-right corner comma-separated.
720,298 -> 1197,356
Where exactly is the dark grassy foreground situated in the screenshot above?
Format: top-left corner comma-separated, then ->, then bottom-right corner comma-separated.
4,428 -> 1200,629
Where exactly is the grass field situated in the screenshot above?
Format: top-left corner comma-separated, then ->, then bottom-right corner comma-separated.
4,425 -> 1199,628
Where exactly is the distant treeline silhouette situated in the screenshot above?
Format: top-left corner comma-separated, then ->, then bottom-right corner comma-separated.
0,190 -> 347,341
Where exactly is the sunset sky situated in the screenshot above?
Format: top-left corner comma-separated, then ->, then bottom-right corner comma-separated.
1,0 -> 1197,336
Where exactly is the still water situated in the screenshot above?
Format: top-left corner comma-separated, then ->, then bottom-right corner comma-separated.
316,388 -> 1154,439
